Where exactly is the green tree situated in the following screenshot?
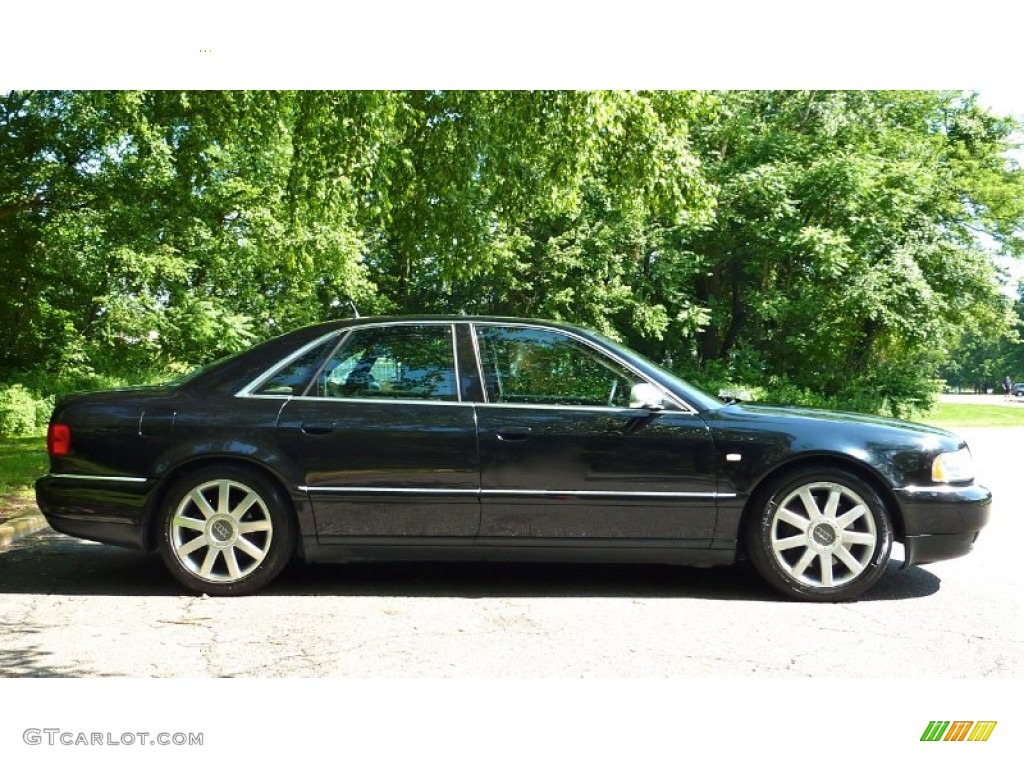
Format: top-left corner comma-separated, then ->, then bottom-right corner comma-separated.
2,90 -> 1023,419
680,91 -> 1023,414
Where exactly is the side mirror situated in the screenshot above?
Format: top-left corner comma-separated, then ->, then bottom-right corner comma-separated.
629,383 -> 665,411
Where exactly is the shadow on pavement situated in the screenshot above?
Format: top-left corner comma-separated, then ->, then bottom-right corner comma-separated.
0,623 -> 107,678
0,529 -> 941,602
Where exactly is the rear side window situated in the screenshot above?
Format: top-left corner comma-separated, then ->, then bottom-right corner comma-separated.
312,324 -> 458,401
252,334 -> 339,396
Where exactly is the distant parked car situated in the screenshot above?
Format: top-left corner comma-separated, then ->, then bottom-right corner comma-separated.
36,315 -> 992,601
1012,382 -> 1024,398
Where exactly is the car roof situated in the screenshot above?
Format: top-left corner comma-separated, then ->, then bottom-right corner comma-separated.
329,314 -> 588,329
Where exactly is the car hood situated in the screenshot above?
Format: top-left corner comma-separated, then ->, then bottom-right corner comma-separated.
726,403 -> 955,437
707,402 -> 966,457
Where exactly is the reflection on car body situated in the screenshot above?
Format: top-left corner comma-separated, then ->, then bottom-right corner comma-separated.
36,316 -> 992,601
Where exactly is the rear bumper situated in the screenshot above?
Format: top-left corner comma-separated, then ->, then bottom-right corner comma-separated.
895,483 -> 991,567
35,474 -> 155,550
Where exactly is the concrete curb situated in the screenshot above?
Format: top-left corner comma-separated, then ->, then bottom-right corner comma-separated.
0,511 -> 49,550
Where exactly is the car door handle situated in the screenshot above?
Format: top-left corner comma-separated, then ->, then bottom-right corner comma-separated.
301,421 -> 335,435
496,427 -> 532,442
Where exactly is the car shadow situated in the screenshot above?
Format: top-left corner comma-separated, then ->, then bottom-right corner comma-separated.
0,530 -> 941,601
265,556 -> 940,602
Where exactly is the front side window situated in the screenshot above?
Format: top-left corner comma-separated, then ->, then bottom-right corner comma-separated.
313,324 -> 458,401
474,325 -> 638,407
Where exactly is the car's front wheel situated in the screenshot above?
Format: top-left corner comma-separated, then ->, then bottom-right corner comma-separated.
745,467 -> 893,602
158,466 -> 295,596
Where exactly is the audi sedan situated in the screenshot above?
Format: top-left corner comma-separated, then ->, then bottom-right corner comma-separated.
35,316 -> 991,601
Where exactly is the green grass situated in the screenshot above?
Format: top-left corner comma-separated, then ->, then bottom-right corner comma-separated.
917,402 -> 1024,428
0,435 -> 47,496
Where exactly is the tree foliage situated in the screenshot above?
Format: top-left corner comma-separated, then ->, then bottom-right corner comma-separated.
1,89 -> 1022,429
680,91 -> 1024,413
941,279 -> 1024,392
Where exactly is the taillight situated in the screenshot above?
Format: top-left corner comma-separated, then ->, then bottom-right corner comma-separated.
48,423 -> 72,457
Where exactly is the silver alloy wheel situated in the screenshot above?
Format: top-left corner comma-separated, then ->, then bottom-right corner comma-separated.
769,481 -> 878,588
169,479 -> 274,583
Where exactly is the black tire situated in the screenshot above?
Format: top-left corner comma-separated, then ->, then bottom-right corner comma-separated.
744,467 -> 893,602
158,465 -> 295,596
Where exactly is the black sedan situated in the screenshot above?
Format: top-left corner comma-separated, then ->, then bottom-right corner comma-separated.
36,316 -> 991,601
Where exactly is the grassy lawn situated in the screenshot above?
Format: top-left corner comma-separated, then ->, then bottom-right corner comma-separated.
0,435 -> 47,496
917,402 -> 1024,428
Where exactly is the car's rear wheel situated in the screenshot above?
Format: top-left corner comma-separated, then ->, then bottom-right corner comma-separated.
158,466 -> 295,596
745,467 -> 893,602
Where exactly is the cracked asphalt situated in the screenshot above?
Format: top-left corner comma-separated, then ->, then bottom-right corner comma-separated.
1,428 -> 1020,678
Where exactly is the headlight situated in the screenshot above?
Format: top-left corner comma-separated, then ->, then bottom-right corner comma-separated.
932,447 -> 974,483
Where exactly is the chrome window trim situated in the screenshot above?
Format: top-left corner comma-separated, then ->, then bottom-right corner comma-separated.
298,485 -> 734,499
49,473 -> 149,484
236,319 -> 697,413
474,402 -> 704,415
236,330 -> 343,398
242,398 -> 694,416
284,396 -> 475,408
468,321 -> 696,414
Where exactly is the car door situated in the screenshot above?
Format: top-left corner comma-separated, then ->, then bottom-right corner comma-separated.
274,322 -> 480,542
471,323 -> 719,546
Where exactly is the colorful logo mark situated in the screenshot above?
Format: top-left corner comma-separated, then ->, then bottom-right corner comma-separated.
921,721 -> 997,742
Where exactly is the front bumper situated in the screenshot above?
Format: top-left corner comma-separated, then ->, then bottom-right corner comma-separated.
35,474 -> 155,550
894,483 -> 991,567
